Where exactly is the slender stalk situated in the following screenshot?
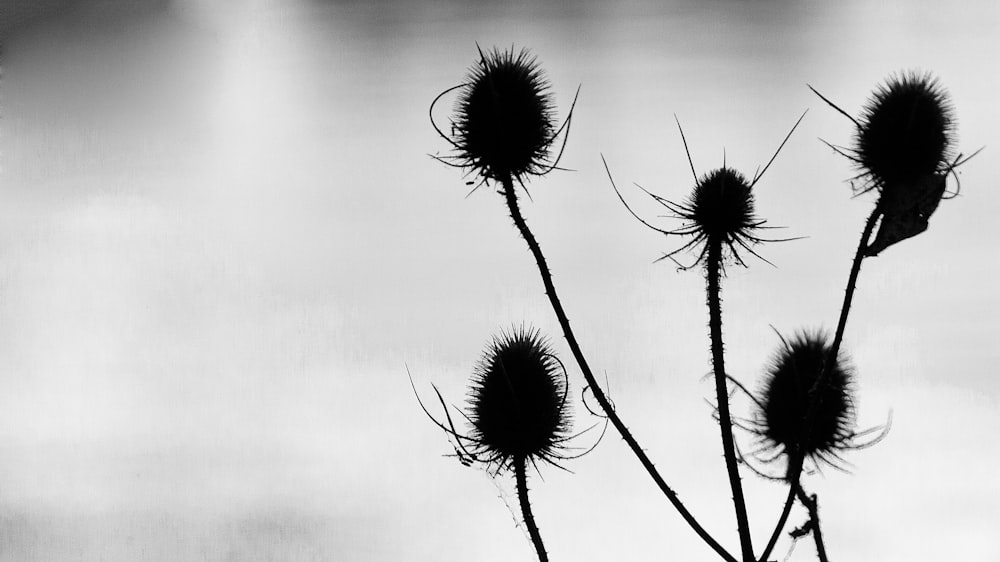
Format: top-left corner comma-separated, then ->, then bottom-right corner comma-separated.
757,455 -> 804,562
794,485 -> 829,562
796,207 -> 880,484
775,207 -> 878,562
757,485 -> 796,562
514,457 -> 548,562
500,176 -> 737,562
705,238 -> 754,562
826,206 -> 881,371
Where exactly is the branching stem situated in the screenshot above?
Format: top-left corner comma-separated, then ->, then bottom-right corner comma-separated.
795,485 -> 829,562
768,206 -> 878,561
500,176 -> 737,562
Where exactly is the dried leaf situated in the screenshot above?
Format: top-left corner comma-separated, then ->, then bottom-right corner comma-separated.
865,173 -> 947,257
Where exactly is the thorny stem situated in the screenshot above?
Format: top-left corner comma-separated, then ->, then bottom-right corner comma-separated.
760,204 -> 882,562
758,485 -> 796,562
827,206 -> 881,372
500,176 -> 737,562
757,455 -> 804,562
797,206 -> 880,483
705,238 -> 755,562
794,485 -> 829,562
769,206 -> 878,562
514,457 -> 548,562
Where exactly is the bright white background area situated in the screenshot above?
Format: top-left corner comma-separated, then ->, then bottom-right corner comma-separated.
1,0 -> 998,560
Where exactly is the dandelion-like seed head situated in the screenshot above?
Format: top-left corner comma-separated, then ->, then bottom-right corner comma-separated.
757,331 -> 856,474
447,47 -> 557,184
466,327 -> 572,469
855,72 -> 955,191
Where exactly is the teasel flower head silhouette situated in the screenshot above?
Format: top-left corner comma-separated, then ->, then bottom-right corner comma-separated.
661,165 -> 766,268
409,326 -> 598,562
739,330 -> 889,480
809,73 -> 982,256
856,72 -> 955,190
465,327 -> 573,469
430,46 -> 578,190
410,326 -> 602,473
605,112 -> 806,270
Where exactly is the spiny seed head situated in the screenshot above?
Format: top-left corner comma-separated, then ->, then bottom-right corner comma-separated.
857,72 -> 955,190
467,327 -> 571,468
689,167 -> 757,241
664,166 -> 766,268
758,331 -> 855,466
453,47 -> 556,183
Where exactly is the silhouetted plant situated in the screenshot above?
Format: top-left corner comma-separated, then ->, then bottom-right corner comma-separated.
421,50 -> 977,562
467,327 -> 573,471
810,73 -> 981,258
753,71 -> 981,561
758,332 -> 855,475
608,114 -> 803,269
431,45 -> 734,561
805,71 -> 980,451
431,45 -> 572,189
857,72 -> 955,191
607,112 -> 805,562
744,330 -> 888,479
451,48 -> 556,185
741,331 -> 889,562
412,327 -> 592,561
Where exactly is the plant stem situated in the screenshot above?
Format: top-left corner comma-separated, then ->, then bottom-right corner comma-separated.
779,206 -> 878,561
705,238 -> 755,562
796,207 -> 880,489
794,485 -> 829,562
758,486 -> 796,562
499,176 -> 736,562
757,455 -> 804,562
514,457 -> 548,562
827,206 -> 881,372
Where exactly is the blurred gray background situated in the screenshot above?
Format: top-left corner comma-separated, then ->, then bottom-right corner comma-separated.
1,0 -> 998,560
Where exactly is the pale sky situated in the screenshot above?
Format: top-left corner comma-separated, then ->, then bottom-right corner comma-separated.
1,0 -> 998,560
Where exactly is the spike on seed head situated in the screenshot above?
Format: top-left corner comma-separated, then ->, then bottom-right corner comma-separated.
467,326 -> 572,469
451,47 -> 556,184
856,72 -> 955,191
757,331 -> 855,470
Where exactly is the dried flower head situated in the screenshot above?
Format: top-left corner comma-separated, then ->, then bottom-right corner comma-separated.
430,46 -> 576,187
663,166 -> 766,268
856,72 -> 955,191
738,331 -> 888,480
606,113 -> 805,269
760,332 -> 855,464
466,327 -> 572,469
409,326 -> 595,474
687,168 -> 757,240
810,73 -> 981,256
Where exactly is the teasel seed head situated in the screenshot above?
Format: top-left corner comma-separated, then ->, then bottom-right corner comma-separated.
758,331 -> 855,470
689,167 -> 759,242
656,166 -> 770,269
856,71 -> 955,191
434,46 -> 562,186
467,326 -> 572,470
